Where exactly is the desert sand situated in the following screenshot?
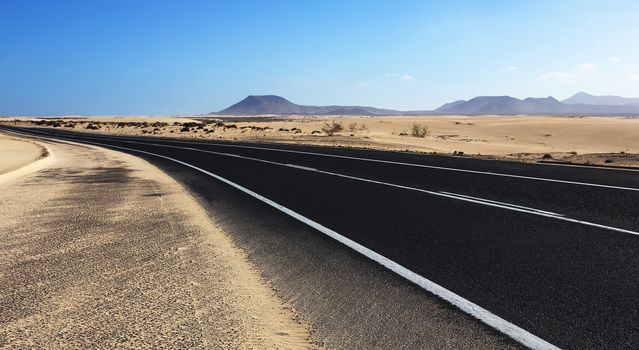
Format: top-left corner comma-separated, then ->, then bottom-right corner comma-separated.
0,133 -> 47,175
0,132 -> 317,349
4,114 -> 639,167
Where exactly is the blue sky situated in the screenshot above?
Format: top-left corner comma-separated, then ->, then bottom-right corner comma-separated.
1,0 -> 638,115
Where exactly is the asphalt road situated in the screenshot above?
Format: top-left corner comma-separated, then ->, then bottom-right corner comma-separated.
4,125 -> 638,350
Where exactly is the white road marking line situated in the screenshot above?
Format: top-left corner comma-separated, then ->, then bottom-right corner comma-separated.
285,163 -> 318,171
10,128 -> 639,236
118,135 -> 639,191
156,136 -> 639,173
439,191 -> 564,217
12,129 -> 562,350
533,161 -> 639,172
15,128 -> 639,191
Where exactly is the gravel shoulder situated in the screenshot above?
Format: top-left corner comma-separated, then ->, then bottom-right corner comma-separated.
0,134 -> 316,349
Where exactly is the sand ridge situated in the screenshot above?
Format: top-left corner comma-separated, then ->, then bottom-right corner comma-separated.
0,132 -> 48,175
0,134 -> 318,349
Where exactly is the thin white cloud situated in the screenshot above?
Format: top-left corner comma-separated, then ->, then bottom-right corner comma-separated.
628,74 -> 639,82
576,62 -> 597,72
504,66 -> 520,71
539,71 -> 575,82
355,82 -> 368,88
608,57 -> 621,63
385,73 -> 414,80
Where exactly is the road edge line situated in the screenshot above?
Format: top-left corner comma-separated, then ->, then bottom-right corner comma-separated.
13,129 -> 561,350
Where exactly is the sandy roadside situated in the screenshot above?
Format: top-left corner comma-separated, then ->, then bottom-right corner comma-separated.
0,133 -> 48,175
0,133 -> 317,349
4,114 -> 639,167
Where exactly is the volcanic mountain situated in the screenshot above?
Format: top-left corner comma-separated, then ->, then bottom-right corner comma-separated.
213,93 -> 639,116
433,96 -> 567,115
213,95 -> 401,115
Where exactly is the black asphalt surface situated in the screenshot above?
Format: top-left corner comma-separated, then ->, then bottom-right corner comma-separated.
4,125 -> 639,350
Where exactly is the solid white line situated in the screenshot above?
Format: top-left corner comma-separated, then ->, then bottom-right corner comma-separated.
439,191 -> 564,217
126,136 -> 639,192
157,137 -> 639,173
12,129 -> 561,350
302,165 -> 638,236
534,160 -> 639,173
10,128 -> 639,236
285,163 -> 318,171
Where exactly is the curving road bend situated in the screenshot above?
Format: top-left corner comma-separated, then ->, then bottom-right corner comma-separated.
3,125 -> 638,350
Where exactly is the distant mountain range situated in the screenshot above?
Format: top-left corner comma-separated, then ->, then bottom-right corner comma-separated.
212,92 -> 639,116
562,91 -> 639,106
433,93 -> 639,115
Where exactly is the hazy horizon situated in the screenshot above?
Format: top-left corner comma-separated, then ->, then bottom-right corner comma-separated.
2,0 -> 638,115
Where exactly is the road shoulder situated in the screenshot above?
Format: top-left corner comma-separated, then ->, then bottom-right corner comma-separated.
153,152 -> 525,350
0,135 -> 316,349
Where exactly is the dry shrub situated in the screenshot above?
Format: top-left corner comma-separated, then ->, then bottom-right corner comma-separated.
322,121 -> 343,136
411,123 -> 430,138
